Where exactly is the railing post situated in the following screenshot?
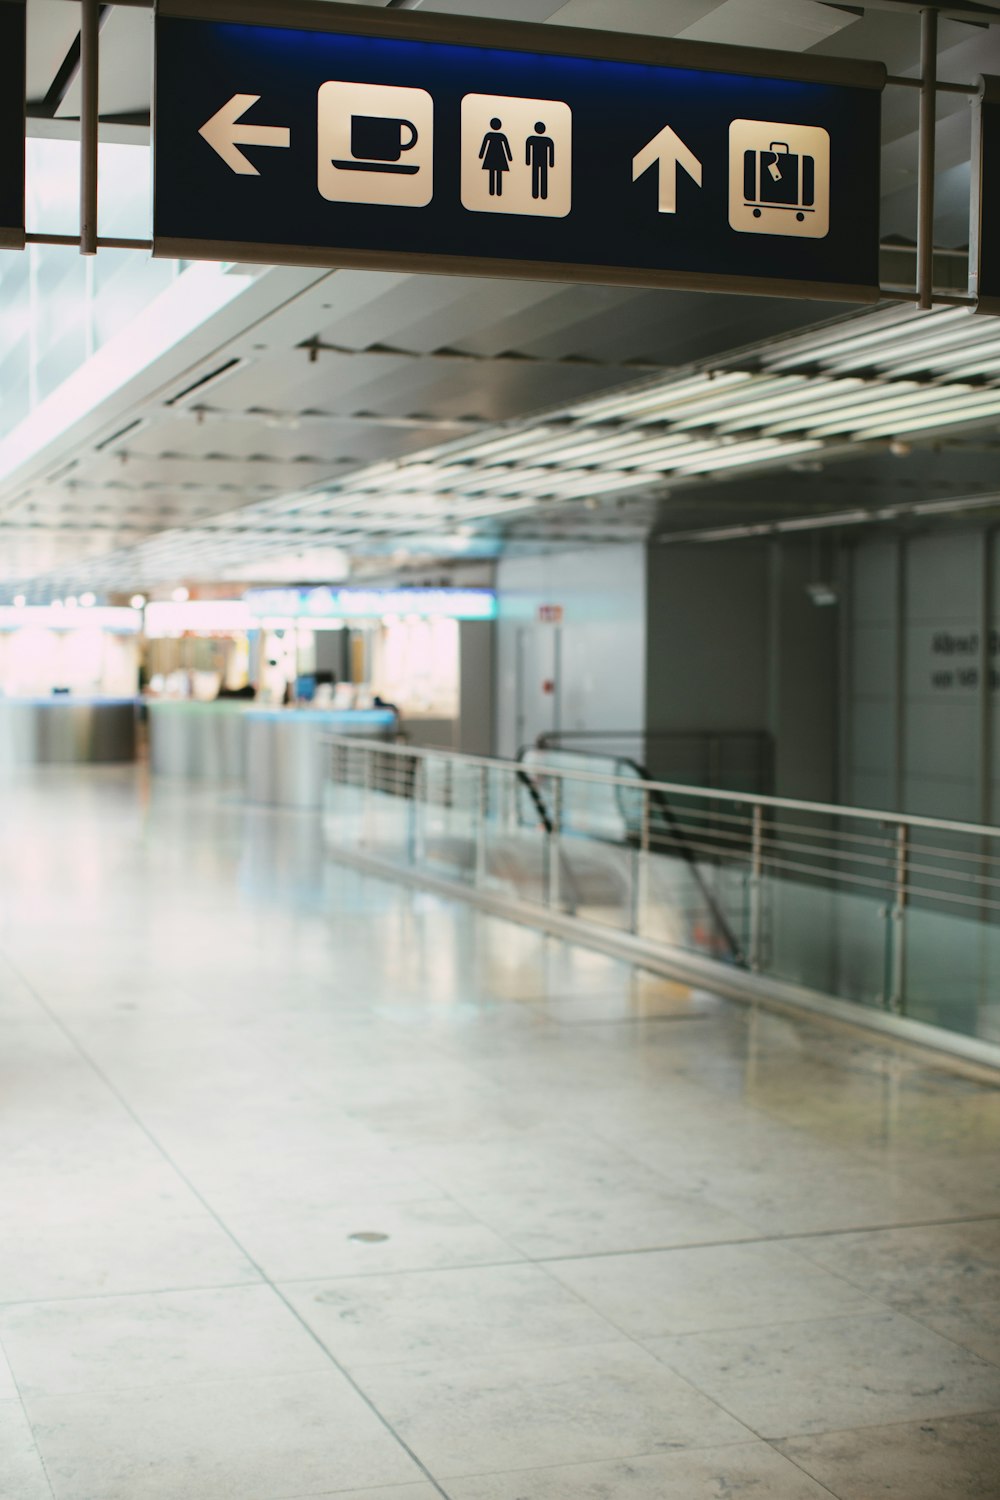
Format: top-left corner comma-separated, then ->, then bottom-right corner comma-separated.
414,757 -> 426,865
635,785 -> 650,936
475,766 -> 488,887
887,822 -> 909,1014
362,745 -> 374,847
626,788 -> 645,934
748,803 -> 764,972
547,776 -> 562,910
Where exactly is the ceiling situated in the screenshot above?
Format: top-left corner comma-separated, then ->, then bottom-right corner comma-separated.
5,0 -> 1000,598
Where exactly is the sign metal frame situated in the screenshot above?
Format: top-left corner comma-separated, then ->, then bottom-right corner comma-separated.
153,0 -> 886,303
970,73 -> 1000,314
0,0 -> 26,252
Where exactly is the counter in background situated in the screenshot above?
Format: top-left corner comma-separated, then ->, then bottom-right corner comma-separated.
246,707 -> 397,809
0,697 -> 138,766
146,699 -> 251,781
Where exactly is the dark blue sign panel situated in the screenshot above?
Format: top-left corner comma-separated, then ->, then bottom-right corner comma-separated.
971,77 -> 1000,314
154,0 -> 883,302
0,0 -> 25,250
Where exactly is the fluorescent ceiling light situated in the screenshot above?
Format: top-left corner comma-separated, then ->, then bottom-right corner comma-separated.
676,439 -> 823,474
801,384 -> 976,438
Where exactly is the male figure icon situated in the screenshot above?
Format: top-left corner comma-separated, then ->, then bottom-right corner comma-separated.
525,122 -> 554,200
479,118 -> 512,196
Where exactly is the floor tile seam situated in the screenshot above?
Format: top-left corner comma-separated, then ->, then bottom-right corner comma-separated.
568,1109 -> 881,1188
777,1221 -> 1000,1309
344,1333 -> 682,1379
635,1332 -> 979,1457
531,1259 -> 890,1353
273,1255 -> 547,1291
762,1438 -> 846,1499
0,1277 -> 272,1313
423,1435 -> 780,1485
529,1255 -> 662,1350
527,1216 -> 1000,1265
15,1358 -> 356,1409
893,1303 -> 1000,1370
639,1376 -> 1000,1446
276,1488 -> 446,1500
3,958 -> 454,1500
324,1323 -> 663,1376
640,1306 -> 956,1347
624,1299 -> 906,1342
0,1328 -> 58,1500
770,1404 -> 1000,1449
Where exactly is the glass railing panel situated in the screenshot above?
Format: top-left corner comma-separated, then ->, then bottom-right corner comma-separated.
903,903 -> 1000,1042
365,749 -> 415,864
638,842 -> 748,962
638,789 -> 752,963
557,831 -> 634,933
764,875 -> 889,1010
478,765 -> 548,903
320,738 -> 1000,1055
417,757 -> 478,882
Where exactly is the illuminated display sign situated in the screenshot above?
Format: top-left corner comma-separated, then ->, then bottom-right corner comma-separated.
245,587 -> 496,621
154,0 -> 883,302
0,606 -> 140,632
143,600 -> 254,635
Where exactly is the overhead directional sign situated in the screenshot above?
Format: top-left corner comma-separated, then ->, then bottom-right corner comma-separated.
0,0 -> 25,252
971,76 -> 1000,314
153,0 -> 885,302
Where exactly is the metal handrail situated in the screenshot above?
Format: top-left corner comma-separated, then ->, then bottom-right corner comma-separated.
323,734 -> 1000,843
321,733 -> 1000,1037
517,742 -> 744,962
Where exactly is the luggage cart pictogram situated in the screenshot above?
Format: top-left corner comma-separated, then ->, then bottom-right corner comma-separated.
728,120 -> 830,240
743,141 -> 815,222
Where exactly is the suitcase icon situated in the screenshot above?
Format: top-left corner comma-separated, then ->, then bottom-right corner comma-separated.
729,119 -> 829,240
743,142 -> 815,222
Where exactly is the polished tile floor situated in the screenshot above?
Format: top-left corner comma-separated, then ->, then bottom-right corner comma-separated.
0,766 -> 998,1500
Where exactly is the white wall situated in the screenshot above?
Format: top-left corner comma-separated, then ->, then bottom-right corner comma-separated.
494,545 -> 646,757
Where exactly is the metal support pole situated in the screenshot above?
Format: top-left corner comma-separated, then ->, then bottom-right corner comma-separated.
362,745 -> 374,847
80,0 -> 100,256
635,786 -> 650,938
414,758 -> 426,866
547,777 -> 562,910
475,767 -> 488,888
748,804 -> 764,972
888,822 -> 909,1013
626,839 -> 640,935
916,6 -> 938,309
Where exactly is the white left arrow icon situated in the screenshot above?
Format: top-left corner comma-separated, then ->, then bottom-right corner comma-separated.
199,94 -> 291,175
632,125 -> 702,214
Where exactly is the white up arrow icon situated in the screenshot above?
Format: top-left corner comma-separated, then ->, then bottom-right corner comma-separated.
632,125 -> 702,214
199,94 -> 291,175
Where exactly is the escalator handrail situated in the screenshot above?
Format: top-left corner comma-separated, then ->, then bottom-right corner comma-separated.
518,742 -> 744,965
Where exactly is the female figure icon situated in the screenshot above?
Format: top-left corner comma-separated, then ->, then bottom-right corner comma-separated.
479,118 -> 512,196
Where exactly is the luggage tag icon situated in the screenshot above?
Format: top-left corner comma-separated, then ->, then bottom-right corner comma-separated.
728,121 -> 830,239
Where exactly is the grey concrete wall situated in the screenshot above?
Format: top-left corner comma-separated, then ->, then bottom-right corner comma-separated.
494,545 -> 647,758
458,620 -> 495,757
646,544 -> 770,733
645,541 -> 838,801
843,526 -> 999,822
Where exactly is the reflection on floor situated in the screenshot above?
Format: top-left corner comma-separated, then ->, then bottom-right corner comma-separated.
0,767 -> 998,1500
